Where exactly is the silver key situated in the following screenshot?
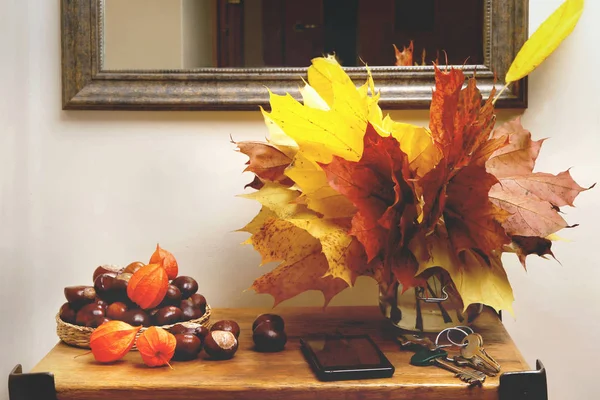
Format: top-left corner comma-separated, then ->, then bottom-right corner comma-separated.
460,333 -> 501,374
410,348 -> 486,386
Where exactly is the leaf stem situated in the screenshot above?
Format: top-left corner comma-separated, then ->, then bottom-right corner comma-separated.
492,83 -> 511,105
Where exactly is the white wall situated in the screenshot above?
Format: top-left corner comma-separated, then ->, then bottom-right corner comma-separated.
0,1 -> 598,399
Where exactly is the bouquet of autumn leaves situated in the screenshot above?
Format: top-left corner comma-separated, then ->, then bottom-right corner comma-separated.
235,0 -> 590,314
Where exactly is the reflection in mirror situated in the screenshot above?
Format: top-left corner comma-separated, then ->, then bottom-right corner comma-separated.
103,0 -> 485,70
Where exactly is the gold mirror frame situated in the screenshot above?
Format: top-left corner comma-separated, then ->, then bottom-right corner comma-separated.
61,0 -> 528,110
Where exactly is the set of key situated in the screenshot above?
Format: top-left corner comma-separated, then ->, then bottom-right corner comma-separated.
397,332 -> 501,386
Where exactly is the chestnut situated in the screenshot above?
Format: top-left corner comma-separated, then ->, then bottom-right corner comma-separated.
93,265 -> 120,281
173,334 -> 203,361
211,320 -> 240,339
252,314 -> 285,332
123,261 -> 145,275
253,323 -> 287,352
123,309 -> 151,327
149,308 -> 160,318
159,285 -> 182,307
171,276 -> 198,299
75,303 -> 105,326
64,286 -> 96,309
204,330 -> 238,360
189,294 -> 207,309
59,302 -> 76,324
195,325 -> 210,342
181,304 -> 204,321
106,302 -> 128,320
94,273 -> 128,303
95,299 -> 108,310
170,324 -> 196,336
180,299 -> 194,310
115,272 -> 132,283
153,306 -> 183,326
87,316 -> 111,328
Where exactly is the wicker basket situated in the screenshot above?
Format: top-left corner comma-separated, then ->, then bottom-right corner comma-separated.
56,304 -> 211,350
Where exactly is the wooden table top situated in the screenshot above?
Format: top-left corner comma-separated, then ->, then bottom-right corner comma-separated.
32,306 -> 529,400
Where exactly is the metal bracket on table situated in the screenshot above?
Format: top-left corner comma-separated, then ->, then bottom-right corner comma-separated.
499,360 -> 548,400
8,365 -> 57,400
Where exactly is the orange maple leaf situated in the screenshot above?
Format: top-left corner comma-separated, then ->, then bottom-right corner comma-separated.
394,41 -> 414,66
321,124 -> 418,264
429,67 -> 497,171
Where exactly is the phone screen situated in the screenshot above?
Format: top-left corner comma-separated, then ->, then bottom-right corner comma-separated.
303,336 -> 385,368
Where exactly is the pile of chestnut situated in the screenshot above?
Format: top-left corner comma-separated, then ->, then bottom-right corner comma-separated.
170,320 -> 240,361
59,262 -> 207,329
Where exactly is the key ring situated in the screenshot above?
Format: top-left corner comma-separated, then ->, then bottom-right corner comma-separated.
434,326 -> 473,349
446,326 -> 474,346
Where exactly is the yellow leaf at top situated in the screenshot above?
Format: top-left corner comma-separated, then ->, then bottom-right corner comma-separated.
242,184 -> 360,285
266,91 -> 367,164
307,55 -> 354,107
299,82 -> 330,111
506,0 -> 584,83
410,233 -> 514,314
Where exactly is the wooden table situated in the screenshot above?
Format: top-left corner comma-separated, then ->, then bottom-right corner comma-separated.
9,307 -> 547,400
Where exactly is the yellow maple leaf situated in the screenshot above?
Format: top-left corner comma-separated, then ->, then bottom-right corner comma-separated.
381,116 -> 442,178
306,55 -> 355,107
506,0 -> 584,83
245,217 -> 321,266
411,232 -> 514,314
285,152 -> 356,218
237,206 -> 277,235
241,184 -> 359,285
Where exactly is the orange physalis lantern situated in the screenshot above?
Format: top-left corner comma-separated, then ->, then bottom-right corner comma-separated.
136,326 -> 176,368
89,321 -> 141,363
127,263 -> 169,309
149,243 -> 178,280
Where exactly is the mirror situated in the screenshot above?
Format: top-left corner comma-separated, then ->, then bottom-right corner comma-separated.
103,0 -> 485,70
61,0 -> 528,110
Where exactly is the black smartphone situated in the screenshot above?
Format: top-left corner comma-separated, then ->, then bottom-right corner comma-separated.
300,334 -> 395,381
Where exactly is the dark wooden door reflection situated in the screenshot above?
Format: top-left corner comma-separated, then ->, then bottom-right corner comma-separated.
261,0 -> 484,68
